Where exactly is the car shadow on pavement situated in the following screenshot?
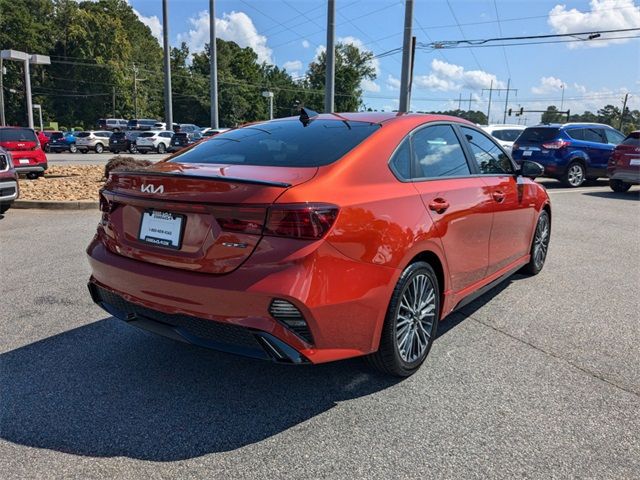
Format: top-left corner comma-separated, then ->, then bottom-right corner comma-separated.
582,190 -> 640,201
0,318 -> 400,461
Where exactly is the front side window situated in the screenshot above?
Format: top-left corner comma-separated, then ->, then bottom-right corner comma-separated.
411,125 -> 470,178
461,127 -> 514,175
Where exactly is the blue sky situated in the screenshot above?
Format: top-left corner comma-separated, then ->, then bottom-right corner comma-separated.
129,0 -> 640,124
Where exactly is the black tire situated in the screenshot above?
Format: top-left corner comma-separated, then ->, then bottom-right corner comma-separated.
367,261 -> 440,377
610,179 -> 632,192
26,172 -> 38,180
140,150 -> 147,155
129,145 -> 137,154
521,210 -> 551,276
44,144 -> 50,153
95,143 -> 104,154
109,149 -> 116,154
69,143 -> 77,153
157,143 -> 166,154
562,161 -> 585,188
80,149 -> 87,154
0,203 -> 9,214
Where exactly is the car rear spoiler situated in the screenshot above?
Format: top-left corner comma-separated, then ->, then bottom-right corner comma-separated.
112,170 -> 292,188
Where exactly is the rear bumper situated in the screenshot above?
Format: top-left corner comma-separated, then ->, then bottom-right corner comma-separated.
608,169 -> 640,184
15,163 -> 47,174
0,180 -> 18,202
89,283 -> 309,364
87,237 -> 399,364
136,145 -> 157,152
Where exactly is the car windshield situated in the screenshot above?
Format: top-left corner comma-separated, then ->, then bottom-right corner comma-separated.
0,128 -> 37,142
171,119 -> 380,167
517,127 -> 560,143
491,129 -> 523,142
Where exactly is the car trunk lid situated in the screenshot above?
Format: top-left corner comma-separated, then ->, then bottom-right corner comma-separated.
99,162 -> 317,274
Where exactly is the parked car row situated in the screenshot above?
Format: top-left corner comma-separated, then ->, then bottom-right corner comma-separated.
0,147 -> 19,214
482,122 -> 638,191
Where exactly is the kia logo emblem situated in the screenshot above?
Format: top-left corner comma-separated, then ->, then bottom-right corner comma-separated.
141,184 -> 164,194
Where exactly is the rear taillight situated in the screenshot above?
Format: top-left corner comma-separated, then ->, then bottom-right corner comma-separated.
265,204 -> 339,240
212,206 -> 266,235
542,140 -> 571,150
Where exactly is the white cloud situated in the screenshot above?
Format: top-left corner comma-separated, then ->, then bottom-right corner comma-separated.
314,44 -> 326,59
133,8 -> 162,43
361,79 -> 381,93
531,76 -> 565,94
302,39 -> 310,48
386,74 -> 401,91
548,0 -> 640,48
338,36 -> 380,76
177,11 -> 272,63
415,59 -> 505,92
283,60 -> 303,72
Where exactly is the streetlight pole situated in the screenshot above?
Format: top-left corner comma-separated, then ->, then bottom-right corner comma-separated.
324,0 -> 335,113
162,0 -> 173,129
399,0 -> 414,112
262,91 -> 274,120
210,0 -> 219,128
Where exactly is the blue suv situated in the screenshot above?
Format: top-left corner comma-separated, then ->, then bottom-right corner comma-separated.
511,123 -> 625,187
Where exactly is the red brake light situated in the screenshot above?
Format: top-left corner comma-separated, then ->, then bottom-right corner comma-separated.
265,204 -> 339,240
213,206 -> 266,235
542,140 -> 570,149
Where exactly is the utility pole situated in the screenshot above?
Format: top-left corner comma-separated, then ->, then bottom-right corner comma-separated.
408,36 -> 416,104
620,93 -> 629,130
398,0 -> 414,112
501,78 -> 518,124
210,0 -> 219,128
162,0 -> 173,129
324,0 -> 335,113
112,87 -> 116,118
484,79 -> 493,123
560,83 -> 565,111
133,64 -> 138,118
0,58 -> 5,126
457,93 -> 462,111
468,92 -> 472,111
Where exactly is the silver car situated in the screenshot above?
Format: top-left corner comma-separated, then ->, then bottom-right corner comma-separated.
75,131 -> 113,154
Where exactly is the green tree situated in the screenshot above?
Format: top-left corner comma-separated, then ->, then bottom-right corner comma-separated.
305,42 -> 377,112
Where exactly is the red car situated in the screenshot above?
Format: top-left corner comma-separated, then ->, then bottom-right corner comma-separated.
87,111 -> 551,376
608,130 -> 640,192
0,147 -> 19,214
0,127 -> 48,179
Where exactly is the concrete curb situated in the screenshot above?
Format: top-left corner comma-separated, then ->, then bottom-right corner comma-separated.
13,200 -> 99,210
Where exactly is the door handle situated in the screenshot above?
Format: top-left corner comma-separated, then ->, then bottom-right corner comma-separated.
492,191 -> 506,203
428,198 -> 450,214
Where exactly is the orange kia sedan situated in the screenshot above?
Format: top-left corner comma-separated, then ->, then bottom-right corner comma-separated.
88,111 -> 551,377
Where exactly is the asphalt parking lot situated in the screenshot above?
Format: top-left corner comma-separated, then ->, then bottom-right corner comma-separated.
47,152 -> 167,165
0,182 -> 638,479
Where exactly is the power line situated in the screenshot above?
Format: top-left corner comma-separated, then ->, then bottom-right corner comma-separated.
445,0 -> 484,71
492,0 -> 511,78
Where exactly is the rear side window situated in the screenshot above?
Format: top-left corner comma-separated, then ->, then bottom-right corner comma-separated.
390,138 -> 411,179
604,129 -> 625,145
172,119 -> 380,167
582,128 -> 606,143
461,127 -> 514,175
75,132 -> 90,138
491,129 -> 523,142
621,132 -> 640,146
566,129 -> 584,140
518,127 -> 560,143
0,128 -> 37,142
412,125 -> 470,178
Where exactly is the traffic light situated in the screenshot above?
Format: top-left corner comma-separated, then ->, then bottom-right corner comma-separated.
508,108 -> 512,116
519,107 -> 524,116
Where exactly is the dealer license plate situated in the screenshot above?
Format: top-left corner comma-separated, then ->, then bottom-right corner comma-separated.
138,210 -> 185,249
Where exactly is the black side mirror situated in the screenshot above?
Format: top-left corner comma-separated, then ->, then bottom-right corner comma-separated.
519,160 -> 544,179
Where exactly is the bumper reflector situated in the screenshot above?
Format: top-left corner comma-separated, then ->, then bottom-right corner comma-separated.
269,299 -> 313,344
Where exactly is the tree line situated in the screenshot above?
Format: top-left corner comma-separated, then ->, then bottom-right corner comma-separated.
541,105 -> 638,134
0,0 -> 376,129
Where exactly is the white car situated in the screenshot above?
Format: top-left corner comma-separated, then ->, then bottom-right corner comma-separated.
200,127 -> 230,137
135,130 -> 173,154
481,124 -> 526,154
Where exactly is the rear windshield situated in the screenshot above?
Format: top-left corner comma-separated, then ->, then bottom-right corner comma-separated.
621,132 -> 640,146
0,128 -> 37,142
491,129 -> 523,142
126,131 -> 142,139
111,132 -> 126,138
517,127 -> 560,143
50,132 -> 64,139
139,132 -> 156,138
76,132 -> 91,138
171,119 -> 380,167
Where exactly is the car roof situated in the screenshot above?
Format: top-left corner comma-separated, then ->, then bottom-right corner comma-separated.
483,124 -> 525,129
532,122 -> 615,129
269,111 -> 475,127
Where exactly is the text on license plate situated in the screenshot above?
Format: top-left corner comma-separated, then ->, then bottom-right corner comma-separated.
630,159 -> 640,166
522,150 -> 533,157
138,210 -> 184,249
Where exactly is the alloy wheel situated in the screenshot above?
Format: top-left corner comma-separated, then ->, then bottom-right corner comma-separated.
533,213 -> 550,270
567,164 -> 584,187
396,273 -> 437,363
